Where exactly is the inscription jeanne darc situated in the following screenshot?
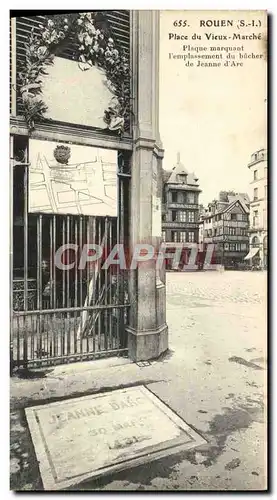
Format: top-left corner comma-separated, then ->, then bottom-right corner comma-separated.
48,394 -> 144,425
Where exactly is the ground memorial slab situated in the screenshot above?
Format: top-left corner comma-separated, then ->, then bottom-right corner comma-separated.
25,386 -> 206,490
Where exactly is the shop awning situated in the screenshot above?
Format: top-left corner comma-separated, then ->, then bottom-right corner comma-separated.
244,248 -> 259,260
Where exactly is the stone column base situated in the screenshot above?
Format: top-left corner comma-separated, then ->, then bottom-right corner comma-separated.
126,323 -> 168,362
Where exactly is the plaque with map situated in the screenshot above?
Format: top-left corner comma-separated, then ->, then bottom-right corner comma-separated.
28,139 -> 118,217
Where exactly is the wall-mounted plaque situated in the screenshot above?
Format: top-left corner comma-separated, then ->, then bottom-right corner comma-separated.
41,57 -> 113,129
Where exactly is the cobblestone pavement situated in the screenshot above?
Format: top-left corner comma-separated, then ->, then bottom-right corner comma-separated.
10,270 -> 267,491
166,270 -> 265,305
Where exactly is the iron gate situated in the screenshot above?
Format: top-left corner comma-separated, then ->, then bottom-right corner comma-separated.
11,142 -> 131,369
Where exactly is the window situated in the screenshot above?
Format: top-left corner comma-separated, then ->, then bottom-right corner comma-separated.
254,170 -> 258,181
162,231 -> 166,242
188,232 -> 195,242
241,243 -> 247,250
230,243 -> 236,251
229,227 -> 236,235
178,174 -> 187,184
172,231 -> 178,242
188,211 -> 195,222
254,188 -> 258,201
178,211 -> 186,222
241,214 -> 248,222
162,214 -> 166,222
171,210 -> 177,222
171,191 -> 177,203
214,228 -> 217,236
252,236 -> 260,248
231,213 -> 237,221
224,243 -> 229,251
187,192 -> 195,204
180,232 -> 186,242
253,210 -> 259,227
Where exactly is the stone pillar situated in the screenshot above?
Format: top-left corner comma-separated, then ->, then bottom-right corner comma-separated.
126,11 -> 168,361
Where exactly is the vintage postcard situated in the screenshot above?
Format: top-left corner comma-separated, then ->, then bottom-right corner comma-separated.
10,10 -> 267,491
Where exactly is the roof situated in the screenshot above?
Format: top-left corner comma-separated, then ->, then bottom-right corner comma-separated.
165,153 -> 200,186
224,197 -> 250,214
202,195 -> 250,220
227,193 -> 250,205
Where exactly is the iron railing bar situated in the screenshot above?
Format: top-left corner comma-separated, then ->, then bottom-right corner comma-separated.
16,316 -> 20,365
13,303 -> 131,317
104,217 -> 108,350
49,217 -> 53,358
49,217 -> 53,309
79,215 -> 84,355
92,217 -> 96,351
52,215 -> 56,357
53,216 -> 56,308
61,218 -> 65,355
79,216 -> 83,315
30,314 -> 34,360
26,348 -> 128,365
10,137 -> 14,371
85,217 -> 89,352
38,215 -> 43,357
109,219 -> 113,349
45,313 -> 48,358
97,220 -> 101,352
74,218 -> 78,354
66,215 -> 70,357
23,164 -> 28,366
117,172 -> 131,178
62,218 -> 66,309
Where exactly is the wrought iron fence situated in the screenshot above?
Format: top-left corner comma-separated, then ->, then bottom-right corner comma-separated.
11,147 -> 131,369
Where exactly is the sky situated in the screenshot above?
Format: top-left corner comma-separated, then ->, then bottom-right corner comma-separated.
159,10 -> 267,206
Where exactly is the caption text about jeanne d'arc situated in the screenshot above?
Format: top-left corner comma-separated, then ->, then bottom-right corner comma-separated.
167,17 -> 266,68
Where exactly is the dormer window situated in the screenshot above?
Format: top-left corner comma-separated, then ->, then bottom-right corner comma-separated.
178,174 -> 187,184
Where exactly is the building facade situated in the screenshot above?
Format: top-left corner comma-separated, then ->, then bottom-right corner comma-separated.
200,192 -> 250,269
162,154 -> 201,244
10,11 -> 168,369
246,149 -> 268,268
